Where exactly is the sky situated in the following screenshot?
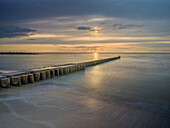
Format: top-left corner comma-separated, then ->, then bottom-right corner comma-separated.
0,0 -> 170,53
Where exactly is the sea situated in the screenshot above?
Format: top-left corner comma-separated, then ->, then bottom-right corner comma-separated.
0,53 -> 170,128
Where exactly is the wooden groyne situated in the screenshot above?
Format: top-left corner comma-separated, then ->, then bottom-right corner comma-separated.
0,56 -> 120,88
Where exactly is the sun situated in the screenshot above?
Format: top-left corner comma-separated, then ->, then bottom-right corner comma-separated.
93,28 -> 100,34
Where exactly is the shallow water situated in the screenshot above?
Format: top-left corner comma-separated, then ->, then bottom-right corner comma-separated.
0,53 -> 170,128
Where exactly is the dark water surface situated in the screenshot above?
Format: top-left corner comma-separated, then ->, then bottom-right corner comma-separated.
0,53 -> 170,128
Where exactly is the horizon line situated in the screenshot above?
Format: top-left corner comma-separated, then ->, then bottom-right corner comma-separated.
0,52 -> 170,54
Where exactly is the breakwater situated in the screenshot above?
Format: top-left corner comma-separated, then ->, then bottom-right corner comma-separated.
0,56 -> 120,88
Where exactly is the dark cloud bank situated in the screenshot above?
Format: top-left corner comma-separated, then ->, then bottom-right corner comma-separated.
77,27 -> 91,31
113,24 -> 144,30
0,0 -> 170,24
0,0 -> 169,40
0,26 -> 36,38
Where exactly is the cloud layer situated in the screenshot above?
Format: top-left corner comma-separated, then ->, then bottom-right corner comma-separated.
77,27 -> 91,31
113,24 -> 144,30
0,0 -> 170,53
0,0 -> 170,24
0,26 -> 36,38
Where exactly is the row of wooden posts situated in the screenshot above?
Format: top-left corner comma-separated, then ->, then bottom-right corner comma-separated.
0,56 -> 120,88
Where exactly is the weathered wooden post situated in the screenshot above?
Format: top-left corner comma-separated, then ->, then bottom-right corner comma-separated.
67,66 -> 71,73
80,64 -> 83,70
34,72 -> 40,81
74,65 -> 77,71
10,76 -> 21,86
21,74 -> 28,85
63,67 -> 68,74
50,69 -> 55,78
67,66 -> 70,73
73,65 -> 76,72
59,68 -> 64,75
40,71 -> 46,80
82,64 -> 86,70
28,74 -> 34,83
46,70 -> 51,79
77,64 -> 81,71
69,66 -> 74,73
72,65 -> 75,72
0,78 -> 11,88
79,64 -> 85,70
55,69 -> 60,76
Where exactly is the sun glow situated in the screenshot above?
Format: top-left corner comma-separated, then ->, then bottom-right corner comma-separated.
93,52 -> 98,60
93,27 -> 100,34
94,29 -> 100,34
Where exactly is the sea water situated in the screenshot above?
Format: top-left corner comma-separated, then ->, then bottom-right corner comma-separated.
0,53 -> 170,128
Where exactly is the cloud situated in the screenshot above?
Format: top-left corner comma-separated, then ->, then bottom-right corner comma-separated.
77,26 -> 91,31
56,45 -> 99,51
0,0 -> 170,25
0,26 -> 36,38
77,26 -> 101,33
74,46 -> 98,51
113,24 -> 144,30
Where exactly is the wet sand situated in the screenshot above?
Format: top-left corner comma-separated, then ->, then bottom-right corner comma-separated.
0,81 -> 170,128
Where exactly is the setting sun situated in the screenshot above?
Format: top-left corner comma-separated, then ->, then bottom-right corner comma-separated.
93,28 -> 100,34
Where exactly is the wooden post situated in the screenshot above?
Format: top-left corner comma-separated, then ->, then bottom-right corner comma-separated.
40,71 -> 46,80
0,78 -> 11,88
50,69 -> 55,78
21,74 -> 28,85
28,74 -> 34,83
59,68 -> 63,75
74,65 -> 77,71
34,72 -> 40,81
10,76 -> 21,86
77,64 -> 81,71
67,67 -> 70,73
55,69 -> 60,76
63,67 -> 68,74
46,70 -> 51,79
